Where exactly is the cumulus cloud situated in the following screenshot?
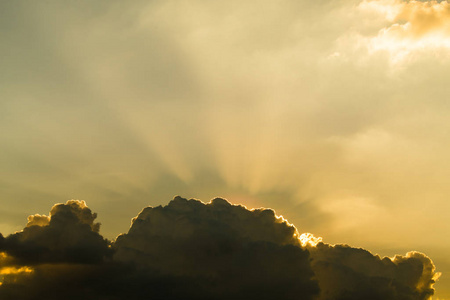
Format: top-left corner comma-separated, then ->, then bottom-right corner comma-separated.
0,197 -> 440,299
113,196 -> 318,299
1,200 -> 110,265
308,243 -> 439,300
25,215 -> 50,227
1,0 -> 450,297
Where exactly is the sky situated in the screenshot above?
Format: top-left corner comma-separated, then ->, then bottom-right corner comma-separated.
1,0 -> 450,298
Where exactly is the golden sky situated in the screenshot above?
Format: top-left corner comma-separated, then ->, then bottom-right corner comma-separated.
1,0 -> 450,298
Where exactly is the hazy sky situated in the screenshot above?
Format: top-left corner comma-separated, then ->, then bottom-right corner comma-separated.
2,0 -> 450,298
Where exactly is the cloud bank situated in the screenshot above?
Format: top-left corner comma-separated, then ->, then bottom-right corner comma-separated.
0,197 -> 439,299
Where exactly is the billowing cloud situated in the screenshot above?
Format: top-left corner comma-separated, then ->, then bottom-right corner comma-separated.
1,0 -> 450,297
113,196 -> 318,299
25,215 -> 50,227
309,243 -> 439,300
1,200 -> 110,265
0,197 -> 440,299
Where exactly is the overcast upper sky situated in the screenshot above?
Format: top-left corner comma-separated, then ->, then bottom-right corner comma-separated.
2,0 -> 450,298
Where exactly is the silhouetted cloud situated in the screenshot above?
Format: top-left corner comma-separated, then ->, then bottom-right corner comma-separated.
1,200 -> 110,265
308,243 -> 439,300
113,196 -> 319,299
0,197 -> 440,299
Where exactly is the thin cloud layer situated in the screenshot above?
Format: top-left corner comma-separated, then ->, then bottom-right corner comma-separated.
0,198 -> 440,299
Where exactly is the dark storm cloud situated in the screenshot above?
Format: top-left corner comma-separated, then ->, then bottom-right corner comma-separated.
0,197 -> 319,300
0,197 -> 440,299
1,200 -> 110,265
308,243 -> 439,300
113,196 -> 319,299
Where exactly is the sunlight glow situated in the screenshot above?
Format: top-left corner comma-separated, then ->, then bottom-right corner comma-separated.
358,0 -> 403,21
0,266 -> 33,275
299,233 -> 323,247
0,265 -> 34,286
362,0 -> 450,64
0,252 -> 34,286
368,27 -> 450,64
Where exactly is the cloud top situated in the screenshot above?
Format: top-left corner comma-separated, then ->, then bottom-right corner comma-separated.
1,200 -> 109,265
309,243 -> 440,300
0,197 -> 440,299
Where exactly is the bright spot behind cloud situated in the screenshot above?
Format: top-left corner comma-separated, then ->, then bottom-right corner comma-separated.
299,233 -> 323,247
0,198 -> 440,300
1,0 -> 450,298
336,0 -> 450,65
